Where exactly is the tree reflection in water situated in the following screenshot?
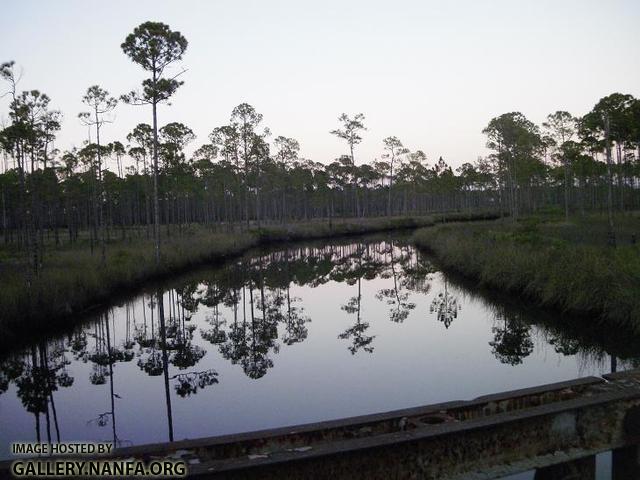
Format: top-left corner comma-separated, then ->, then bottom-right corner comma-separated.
489,308 -> 534,365
2,235 -> 639,452
171,370 -> 219,397
3,340 -> 74,444
548,335 -> 581,356
376,242 -> 416,324
339,244 -> 376,354
429,279 -> 460,329
339,287 -> 375,354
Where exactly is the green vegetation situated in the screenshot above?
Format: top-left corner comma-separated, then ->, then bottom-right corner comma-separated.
412,214 -> 640,330
2,20 -> 639,352
0,212 -> 499,350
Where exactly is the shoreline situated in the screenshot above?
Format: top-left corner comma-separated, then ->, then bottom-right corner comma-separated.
411,218 -> 640,332
0,212 -> 499,356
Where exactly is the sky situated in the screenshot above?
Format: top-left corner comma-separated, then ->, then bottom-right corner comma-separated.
1,0 -> 639,169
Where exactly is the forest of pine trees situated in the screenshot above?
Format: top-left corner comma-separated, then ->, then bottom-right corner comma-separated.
1,22 -> 640,272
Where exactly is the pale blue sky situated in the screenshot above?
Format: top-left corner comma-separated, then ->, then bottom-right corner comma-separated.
1,0 -> 639,168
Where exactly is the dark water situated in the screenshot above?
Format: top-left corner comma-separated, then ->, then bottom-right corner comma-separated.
1,233 -> 637,470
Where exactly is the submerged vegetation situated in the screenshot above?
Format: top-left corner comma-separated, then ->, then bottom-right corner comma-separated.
412,214 -> 640,330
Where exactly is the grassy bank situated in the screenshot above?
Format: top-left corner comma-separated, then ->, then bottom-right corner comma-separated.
412,214 -> 640,330
0,212 -> 499,353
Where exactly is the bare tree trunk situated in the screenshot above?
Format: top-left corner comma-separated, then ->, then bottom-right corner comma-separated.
388,161 -> 393,217
563,156 -> 570,221
95,107 -> 106,265
604,115 -> 616,246
616,143 -> 624,211
152,94 -> 161,265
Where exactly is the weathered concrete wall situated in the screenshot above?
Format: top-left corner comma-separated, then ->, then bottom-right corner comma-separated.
4,371 -> 640,479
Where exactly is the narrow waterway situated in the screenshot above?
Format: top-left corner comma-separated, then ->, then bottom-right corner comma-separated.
1,232 -> 637,466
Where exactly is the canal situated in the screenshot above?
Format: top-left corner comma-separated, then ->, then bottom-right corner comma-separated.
1,232 -> 637,477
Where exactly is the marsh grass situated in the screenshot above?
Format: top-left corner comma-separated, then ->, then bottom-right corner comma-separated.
412,214 -> 640,330
0,230 -> 258,350
538,213 -> 640,247
0,212 -> 500,353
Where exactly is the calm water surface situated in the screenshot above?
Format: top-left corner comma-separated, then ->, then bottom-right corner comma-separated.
0,233 -> 637,462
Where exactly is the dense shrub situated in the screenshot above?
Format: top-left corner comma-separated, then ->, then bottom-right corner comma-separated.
412,218 -> 640,331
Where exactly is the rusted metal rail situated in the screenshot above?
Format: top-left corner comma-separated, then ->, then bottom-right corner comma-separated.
4,370 -> 640,479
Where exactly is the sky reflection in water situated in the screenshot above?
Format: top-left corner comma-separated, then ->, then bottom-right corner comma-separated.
0,233 -> 634,459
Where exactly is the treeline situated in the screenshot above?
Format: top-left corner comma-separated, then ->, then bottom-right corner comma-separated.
0,94 -> 499,250
1,22 -> 640,270
483,99 -> 640,224
3,92 -> 639,240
